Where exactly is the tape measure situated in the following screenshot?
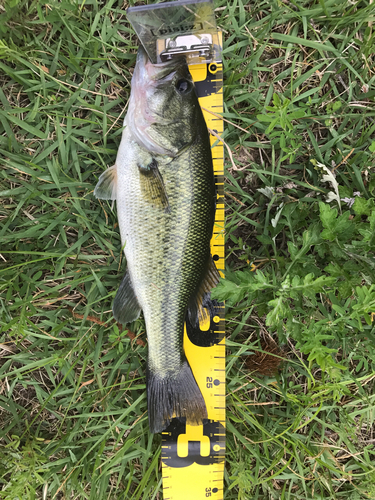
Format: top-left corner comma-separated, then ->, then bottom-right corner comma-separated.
126,3 -> 225,496
161,59 -> 225,500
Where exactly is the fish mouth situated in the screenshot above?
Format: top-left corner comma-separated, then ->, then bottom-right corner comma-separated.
126,46 -> 188,156
134,45 -> 184,84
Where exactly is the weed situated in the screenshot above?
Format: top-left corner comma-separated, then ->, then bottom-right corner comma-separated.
1,0 -> 375,498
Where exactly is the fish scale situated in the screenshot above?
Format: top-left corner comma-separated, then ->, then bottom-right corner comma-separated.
161,57 -> 225,500
95,48 -> 219,433
123,136 -> 215,375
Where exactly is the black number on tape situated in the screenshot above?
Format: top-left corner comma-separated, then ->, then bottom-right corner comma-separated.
162,419 -> 225,468
194,63 -> 222,98
186,298 -> 224,347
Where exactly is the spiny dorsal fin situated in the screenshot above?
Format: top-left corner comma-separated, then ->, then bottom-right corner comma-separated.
138,159 -> 170,213
94,164 -> 117,200
113,271 -> 142,325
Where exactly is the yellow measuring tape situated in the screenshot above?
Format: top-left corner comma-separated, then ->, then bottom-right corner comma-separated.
161,57 -> 225,500
125,1 -> 225,494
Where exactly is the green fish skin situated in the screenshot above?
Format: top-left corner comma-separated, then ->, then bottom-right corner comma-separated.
94,47 -> 219,433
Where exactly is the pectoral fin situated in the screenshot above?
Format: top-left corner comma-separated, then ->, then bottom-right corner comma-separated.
138,159 -> 170,213
113,271 -> 142,325
94,165 -> 117,200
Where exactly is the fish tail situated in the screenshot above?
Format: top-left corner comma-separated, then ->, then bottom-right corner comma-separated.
147,357 -> 207,434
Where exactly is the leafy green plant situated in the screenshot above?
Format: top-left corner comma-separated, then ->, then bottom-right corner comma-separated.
213,201 -> 375,379
0,437 -> 46,499
1,0 -> 375,498
108,324 -> 131,353
257,93 -> 307,163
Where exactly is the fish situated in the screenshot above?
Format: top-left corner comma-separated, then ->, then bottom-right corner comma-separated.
94,46 -> 220,434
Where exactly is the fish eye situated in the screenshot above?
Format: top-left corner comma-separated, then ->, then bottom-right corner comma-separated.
175,79 -> 192,94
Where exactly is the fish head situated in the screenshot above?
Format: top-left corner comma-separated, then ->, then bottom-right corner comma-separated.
126,46 -> 201,157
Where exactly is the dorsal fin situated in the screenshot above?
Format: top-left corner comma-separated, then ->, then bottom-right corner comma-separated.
186,257 -> 223,347
188,257 -> 220,325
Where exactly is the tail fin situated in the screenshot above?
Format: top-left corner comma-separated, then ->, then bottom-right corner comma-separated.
147,358 -> 207,434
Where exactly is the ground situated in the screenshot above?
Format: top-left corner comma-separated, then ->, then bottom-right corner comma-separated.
1,0 -> 375,498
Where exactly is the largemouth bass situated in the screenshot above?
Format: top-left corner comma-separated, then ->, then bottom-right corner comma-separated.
94,47 -> 219,433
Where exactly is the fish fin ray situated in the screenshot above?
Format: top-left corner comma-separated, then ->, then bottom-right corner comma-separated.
138,159 -> 170,213
113,271 -> 141,324
147,357 -> 207,433
188,256 -> 220,327
186,257 -> 223,347
186,293 -> 223,347
94,164 -> 117,200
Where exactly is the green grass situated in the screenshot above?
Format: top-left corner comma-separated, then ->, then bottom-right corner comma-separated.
1,0 -> 375,498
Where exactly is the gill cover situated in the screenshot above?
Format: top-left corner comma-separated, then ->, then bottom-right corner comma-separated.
125,46 -> 199,157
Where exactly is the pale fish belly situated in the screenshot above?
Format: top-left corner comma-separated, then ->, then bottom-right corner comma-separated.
109,117 -> 216,432
116,131 -> 194,376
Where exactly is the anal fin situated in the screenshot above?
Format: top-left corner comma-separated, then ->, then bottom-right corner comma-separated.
113,271 -> 141,325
